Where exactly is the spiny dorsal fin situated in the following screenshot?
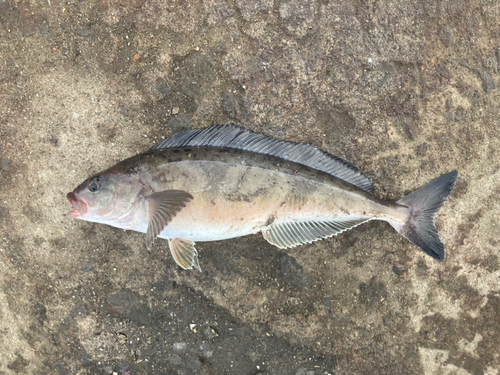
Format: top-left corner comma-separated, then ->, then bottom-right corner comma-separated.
149,125 -> 374,194
262,218 -> 370,249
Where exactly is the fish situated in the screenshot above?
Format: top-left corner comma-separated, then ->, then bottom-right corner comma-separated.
67,125 -> 458,271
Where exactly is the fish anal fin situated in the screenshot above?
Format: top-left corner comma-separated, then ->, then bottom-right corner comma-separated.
146,190 -> 193,250
168,238 -> 201,271
262,218 -> 369,249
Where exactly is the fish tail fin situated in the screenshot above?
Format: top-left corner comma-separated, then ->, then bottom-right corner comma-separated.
389,171 -> 458,260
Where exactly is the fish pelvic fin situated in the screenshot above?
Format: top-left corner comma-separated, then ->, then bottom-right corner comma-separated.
146,190 -> 193,250
262,218 -> 369,249
389,171 -> 458,261
168,238 -> 201,272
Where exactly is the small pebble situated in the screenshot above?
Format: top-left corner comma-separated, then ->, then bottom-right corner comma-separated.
173,342 -> 187,352
170,353 -> 182,365
200,342 -> 213,358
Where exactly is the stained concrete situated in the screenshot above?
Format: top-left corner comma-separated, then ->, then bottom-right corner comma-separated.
0,0 -> 499,374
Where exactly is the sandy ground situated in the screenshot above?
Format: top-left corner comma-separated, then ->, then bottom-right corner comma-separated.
1,0 -> 499,374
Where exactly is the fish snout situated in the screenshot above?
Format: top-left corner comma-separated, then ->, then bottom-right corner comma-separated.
67,192 -> 87,218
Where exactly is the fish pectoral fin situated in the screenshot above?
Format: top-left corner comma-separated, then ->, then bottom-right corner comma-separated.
168,238 -> 201,272
262,218 -> 369,249
146,190 -> 193,249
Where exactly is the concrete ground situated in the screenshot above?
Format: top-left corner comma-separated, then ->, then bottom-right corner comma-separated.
1,0 -> 499,374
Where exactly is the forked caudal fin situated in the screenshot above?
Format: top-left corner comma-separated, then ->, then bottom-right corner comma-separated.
389,171 -> 458,260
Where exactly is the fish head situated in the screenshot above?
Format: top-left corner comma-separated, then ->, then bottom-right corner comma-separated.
67,169 -> 143,223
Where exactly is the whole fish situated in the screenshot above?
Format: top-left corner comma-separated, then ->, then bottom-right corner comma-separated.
67,125 -> 458,271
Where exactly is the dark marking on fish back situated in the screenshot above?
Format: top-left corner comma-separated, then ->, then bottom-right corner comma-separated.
265,215 -> 276,227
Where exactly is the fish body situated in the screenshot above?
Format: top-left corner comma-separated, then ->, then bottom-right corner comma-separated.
68,125 -> 458,271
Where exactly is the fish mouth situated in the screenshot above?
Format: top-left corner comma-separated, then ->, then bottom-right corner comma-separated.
67,192 -> 88,218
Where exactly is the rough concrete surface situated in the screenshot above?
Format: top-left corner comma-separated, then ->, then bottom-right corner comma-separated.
0,0 -> 499,374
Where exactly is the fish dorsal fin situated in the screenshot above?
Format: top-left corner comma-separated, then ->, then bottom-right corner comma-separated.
262,218 -> 370,249
149,125 -> 374,194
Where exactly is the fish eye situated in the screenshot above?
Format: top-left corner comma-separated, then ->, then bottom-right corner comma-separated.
88,177 -> 102,192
